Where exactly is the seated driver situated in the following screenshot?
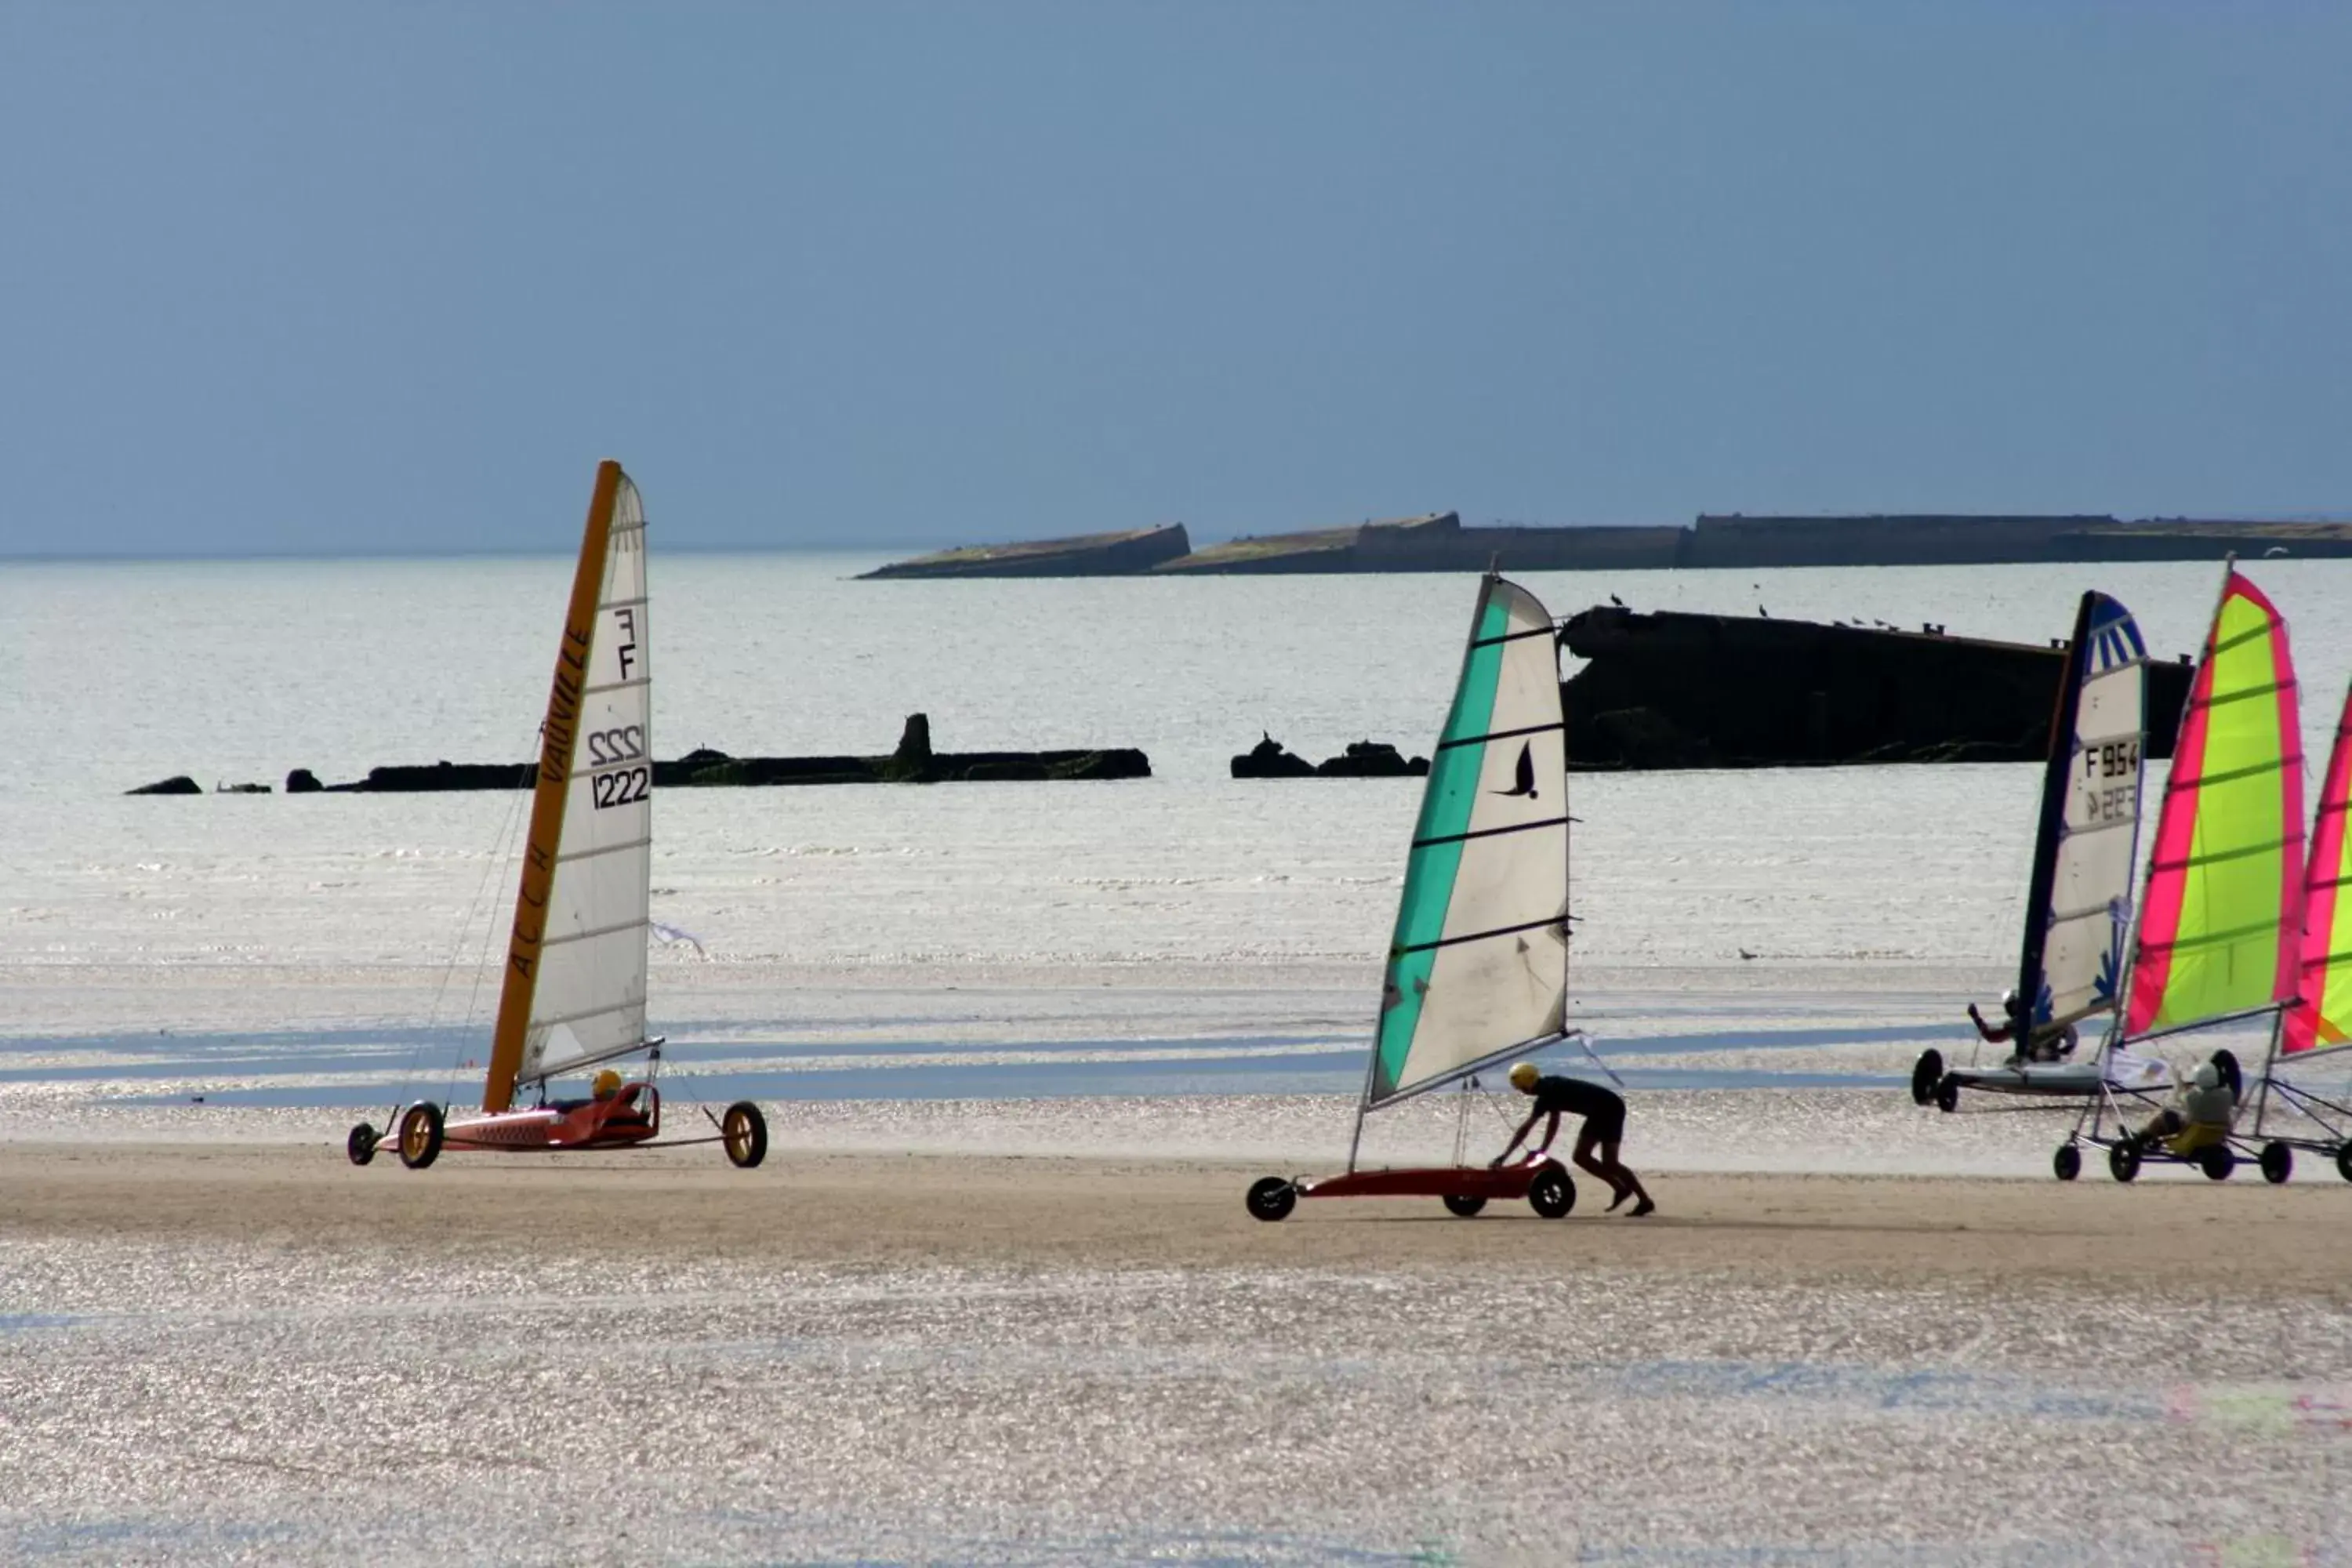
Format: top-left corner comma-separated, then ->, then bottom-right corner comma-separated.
2123,1061 -> 2234,1156
591,1068 -> 623,1102
1966,989 -> 2079,1064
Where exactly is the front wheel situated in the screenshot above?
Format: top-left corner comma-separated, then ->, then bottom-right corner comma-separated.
1526,1163 -> 1576,1219
397,1102 -> 445,1171
2053,1144 -> 2081,1182
2259,1142 -> 2293,1185
2199,1145 -> 2234,1181
1246,1177 -> 1297,1222
2109,1142 -> 2142,1183
1442,1192 -> 1487,1218
721,1102 -> 768,1169
1911,1049 -> 1945,1106
346,1123 -> 378,1167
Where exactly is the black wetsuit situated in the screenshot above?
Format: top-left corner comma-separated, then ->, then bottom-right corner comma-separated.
1532,1074 -> 1625,1143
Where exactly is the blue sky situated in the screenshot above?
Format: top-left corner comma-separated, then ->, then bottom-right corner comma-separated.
2,3 -> 2347,556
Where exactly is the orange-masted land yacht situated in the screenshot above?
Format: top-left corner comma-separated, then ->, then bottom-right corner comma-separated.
347,460 -> 767,1171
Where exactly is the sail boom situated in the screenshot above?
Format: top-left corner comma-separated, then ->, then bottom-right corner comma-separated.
1363,1033 -> 1570,1112
528,1035 -> 664,1086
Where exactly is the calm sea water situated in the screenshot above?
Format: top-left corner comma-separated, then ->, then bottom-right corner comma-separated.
7,551 -> 2352,1111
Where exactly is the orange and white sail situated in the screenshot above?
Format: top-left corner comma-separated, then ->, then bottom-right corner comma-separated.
481,462 -> 655,1110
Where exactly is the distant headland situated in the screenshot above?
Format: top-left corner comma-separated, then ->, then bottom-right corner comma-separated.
859,511 -> 2352,579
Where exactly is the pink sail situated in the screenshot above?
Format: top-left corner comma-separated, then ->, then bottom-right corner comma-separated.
2288,678 -> 2352,1054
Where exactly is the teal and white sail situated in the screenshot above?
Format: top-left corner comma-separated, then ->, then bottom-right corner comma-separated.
1367,575 -> 1570,1108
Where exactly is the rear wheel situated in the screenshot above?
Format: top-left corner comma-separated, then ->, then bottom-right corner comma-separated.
1911,1050 -> 1945,1106
721,1102 -> 768,1169
1246,1177 -> 1297,1222
346,1123 -> 378,1167
1934,1076 -> 1960,1113
2199,1145 -> 2234,1181
2053,1144 -> 2081,1182
1526,1163 -> 1576,1219
1442,1193 -> 1487,1218
397,1102 -> 444,1171
2109,1142 -> 2142,1183
2260,1142 -> 2293,1185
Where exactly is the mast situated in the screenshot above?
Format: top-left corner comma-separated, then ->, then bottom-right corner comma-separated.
481,460 -> 626,1112
2014,591 -> 2096,1025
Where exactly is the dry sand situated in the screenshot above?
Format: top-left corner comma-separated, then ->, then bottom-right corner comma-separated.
2,1142 -> 2349,1296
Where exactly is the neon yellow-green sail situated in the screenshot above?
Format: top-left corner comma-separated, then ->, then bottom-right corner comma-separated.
2123,572 -> 2303,1036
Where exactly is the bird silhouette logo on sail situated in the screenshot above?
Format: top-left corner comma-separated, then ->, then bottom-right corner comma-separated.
1496,742 -> 1537,800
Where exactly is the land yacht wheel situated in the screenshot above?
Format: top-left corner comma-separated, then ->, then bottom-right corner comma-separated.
1934,1076 -> 1960,1114
2108,1142 -> 2142,1183
346,1123 -> 378,1167
2338,1145 -> 2352,1185
1246,1178 -> 1297,1222
397,1102 -> 445,1171
1526,1163 -> 1576,1219
2259,1142 -> 2293,1185
2053,1144 -> 2081,1182
720,1102 -> 768,1169
2198,1145 -> 2234,1181
1443,1193 -> 1487,1218
1911,1050 -> 1945,1106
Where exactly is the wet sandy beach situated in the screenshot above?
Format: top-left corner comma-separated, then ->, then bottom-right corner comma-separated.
5,1140 -> 2350,1564
5,1142 -> 2350,1292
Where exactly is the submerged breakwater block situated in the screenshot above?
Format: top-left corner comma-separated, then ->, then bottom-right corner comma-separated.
1230,734 -> 1315,779
1315,740 -> 1430,778
302,717 -> 1150,793
1559,604 -> 2193,770
125,775 -> 202,796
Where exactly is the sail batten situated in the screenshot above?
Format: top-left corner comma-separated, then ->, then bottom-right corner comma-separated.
1414,815 -> 1572,849
1367,576 -> 1570,1110
2122,570 -> 2303,1039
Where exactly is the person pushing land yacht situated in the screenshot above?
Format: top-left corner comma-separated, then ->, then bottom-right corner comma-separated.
1494,1062 -> 1654,1216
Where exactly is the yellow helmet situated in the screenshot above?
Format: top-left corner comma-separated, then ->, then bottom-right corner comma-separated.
591,1069 -> 623,1101
1508,1062 -> 1541,1092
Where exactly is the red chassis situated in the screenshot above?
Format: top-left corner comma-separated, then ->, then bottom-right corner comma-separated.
1246,1151 -> 1576,1221
347,1082 -> 768,1171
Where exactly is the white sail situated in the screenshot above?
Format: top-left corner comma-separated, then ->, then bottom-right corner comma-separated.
2031,593 -> 2148,1030
1369,576 -> 1570,1107
519,476 -> 653,1084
